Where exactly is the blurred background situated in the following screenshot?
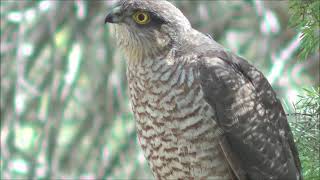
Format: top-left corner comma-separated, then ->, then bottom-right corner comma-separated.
0,0 -> 319,179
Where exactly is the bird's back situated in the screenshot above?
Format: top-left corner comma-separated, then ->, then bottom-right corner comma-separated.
191,30 -> 302,180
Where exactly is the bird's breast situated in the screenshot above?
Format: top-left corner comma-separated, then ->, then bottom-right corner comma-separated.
127,58 -> 232,179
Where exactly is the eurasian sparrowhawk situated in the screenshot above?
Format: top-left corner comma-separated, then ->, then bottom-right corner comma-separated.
104,0 -> 303,179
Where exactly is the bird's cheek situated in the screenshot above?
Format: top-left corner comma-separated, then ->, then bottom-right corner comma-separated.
154,30 -> 170,48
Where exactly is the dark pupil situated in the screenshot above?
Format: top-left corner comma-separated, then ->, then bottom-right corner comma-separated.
138,14 -> 145,21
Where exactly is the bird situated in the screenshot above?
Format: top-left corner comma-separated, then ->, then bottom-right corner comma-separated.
104,0 -> 303,179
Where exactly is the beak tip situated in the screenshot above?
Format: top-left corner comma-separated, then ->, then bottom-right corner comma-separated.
104,14 -> 113,24
105,6 -> 121,24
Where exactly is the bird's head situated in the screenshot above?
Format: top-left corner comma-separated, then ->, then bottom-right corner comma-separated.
104,0 -> 191,62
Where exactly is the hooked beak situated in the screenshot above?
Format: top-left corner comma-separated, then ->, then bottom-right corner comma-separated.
104,6 -> 122,24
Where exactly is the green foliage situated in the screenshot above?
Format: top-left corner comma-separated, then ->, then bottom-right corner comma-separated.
289,0 -> 320,59
290,87 -> 320,179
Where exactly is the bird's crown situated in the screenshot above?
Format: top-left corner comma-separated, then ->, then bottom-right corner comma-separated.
105,0 -> 191,31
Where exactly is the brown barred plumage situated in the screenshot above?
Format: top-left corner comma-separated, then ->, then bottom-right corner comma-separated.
127,55 -> 231,179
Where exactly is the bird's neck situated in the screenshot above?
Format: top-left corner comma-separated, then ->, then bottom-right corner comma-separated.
125,37 -> 173,67
127,46 -> 174,70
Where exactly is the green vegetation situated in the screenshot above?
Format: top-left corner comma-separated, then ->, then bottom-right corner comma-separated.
289,87 -> 320,179
289,0 -> 320,59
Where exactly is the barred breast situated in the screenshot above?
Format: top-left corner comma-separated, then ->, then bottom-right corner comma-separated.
127,55 -> 232,180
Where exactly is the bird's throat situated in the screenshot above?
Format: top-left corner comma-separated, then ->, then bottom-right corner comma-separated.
113,24 -> 172,65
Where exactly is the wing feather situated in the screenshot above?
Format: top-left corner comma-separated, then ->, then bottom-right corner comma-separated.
197,50 -> 302,180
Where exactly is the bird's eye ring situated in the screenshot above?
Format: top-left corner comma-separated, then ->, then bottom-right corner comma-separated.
133,11 -> 150,25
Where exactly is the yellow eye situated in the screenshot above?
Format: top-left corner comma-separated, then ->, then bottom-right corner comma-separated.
132,11 -> 150,25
